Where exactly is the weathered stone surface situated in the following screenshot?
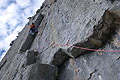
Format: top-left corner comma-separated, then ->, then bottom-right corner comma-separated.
26,50 -> 36,65
69,10 -> 119,58
34,13 -> 44,28
51,48 -> 70,67
27,63 -> 57,80
1,0 -> 120,80
20,34 -> 35,51
69,40 -> 94,58
0,59 -> 7,71
0,24 -> 29,80
13,63 -> 57,80
58,48 -> 120,80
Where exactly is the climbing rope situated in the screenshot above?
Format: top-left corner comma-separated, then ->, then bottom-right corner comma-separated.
51,22 -> 61,48
51,22 -> 57,43
55,43 -> 120,53
38,5 -> 120,54
50,22 -> 120,53
39,21 -> 120,54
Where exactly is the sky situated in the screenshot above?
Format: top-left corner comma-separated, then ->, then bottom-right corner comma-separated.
0,0 -> 45,61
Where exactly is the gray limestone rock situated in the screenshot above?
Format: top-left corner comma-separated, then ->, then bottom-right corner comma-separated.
26,50 -> 36,65
1,0 -> 120,80
27,63 -> 57,80
20,34 -> 35,52
70,40 -> 95,58
51,48 -> 70,67
34,13 -> 44,28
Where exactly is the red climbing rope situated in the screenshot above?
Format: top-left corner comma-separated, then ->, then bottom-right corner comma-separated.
42,22 -> 120,53
55,43 -> 120,52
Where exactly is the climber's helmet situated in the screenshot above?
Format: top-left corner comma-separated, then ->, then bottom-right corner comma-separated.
32,23 -> 34,25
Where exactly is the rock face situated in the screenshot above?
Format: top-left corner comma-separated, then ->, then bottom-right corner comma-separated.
51,48 -> 70,67
27,63 -> 57,80
0,0 -> 120,80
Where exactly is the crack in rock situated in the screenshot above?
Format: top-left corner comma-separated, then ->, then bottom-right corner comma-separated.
69,10 -> 119,58
87,69 -> 98,80
0,59 -> 7,71
116,56 -> 120,60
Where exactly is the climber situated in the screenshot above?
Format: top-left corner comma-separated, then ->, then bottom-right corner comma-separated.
29,23 -> 38,35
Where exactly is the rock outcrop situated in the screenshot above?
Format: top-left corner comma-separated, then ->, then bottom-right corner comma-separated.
0,0 -> 120,80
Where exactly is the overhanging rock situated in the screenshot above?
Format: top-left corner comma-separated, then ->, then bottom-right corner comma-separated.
20,34 -> 35,51
27,63 -> 57,80
26,50 -> 37,65
51,48 -> 70,67
34,13 -> 44,28
70,40 -> 95,58
69,10 -> 118,58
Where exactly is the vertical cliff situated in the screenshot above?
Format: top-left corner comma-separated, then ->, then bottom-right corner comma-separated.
0,0 -> 120,80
